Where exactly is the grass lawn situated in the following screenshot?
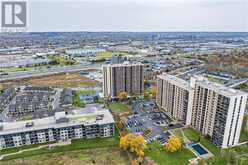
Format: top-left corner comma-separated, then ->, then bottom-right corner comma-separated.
96,51 -> 131,59
0,147 -> 130,165
145,141 -> 195,165
240,114 -> 248,142
76,90 -> 96,95
239,129 -> 248,142
0,67 -> 34,73
174,128 -> 220,155
108,102 -> 130,114
1,131 -> 120,161
174,128 -> 248,165
96,51 -> 113,58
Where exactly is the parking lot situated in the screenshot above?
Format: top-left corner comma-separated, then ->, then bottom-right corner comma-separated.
126,101 -> 183,144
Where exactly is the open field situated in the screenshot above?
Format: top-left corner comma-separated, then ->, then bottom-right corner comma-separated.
96,51 -> 114,58
96,51 -> 131,59
0,147 -> 129,165
0,72 -> 100,91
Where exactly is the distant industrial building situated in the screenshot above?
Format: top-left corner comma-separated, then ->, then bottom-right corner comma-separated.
65,48 -> 105,57
103,62 -> 144,98
0,105 -> 115,149
156,74 -> 193,125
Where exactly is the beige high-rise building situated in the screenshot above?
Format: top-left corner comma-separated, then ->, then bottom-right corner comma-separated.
103,63 -> 144,98
156,73 -> 193,125
156,74 -> 247,148
190,76 -> 247,148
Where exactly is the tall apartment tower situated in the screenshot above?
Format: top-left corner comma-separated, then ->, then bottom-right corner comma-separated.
103,63 -> 144,98
190,76 -> 247,148
156,74 -> 193,125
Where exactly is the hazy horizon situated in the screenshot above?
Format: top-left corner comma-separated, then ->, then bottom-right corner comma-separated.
24,0 -> 248,32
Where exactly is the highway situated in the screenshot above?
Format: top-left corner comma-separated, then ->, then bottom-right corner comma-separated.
0,64 -> 101,82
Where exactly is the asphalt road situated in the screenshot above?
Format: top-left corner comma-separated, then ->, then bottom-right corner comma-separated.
0,64 -> 101,82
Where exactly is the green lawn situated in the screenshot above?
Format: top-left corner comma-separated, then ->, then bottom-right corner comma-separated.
0,67 -> 33,73
1,131 -> 120,161
0,66 -> 50,73
0,147 -> 130,165
108,102 -> 130,114
96,51 -> 113,58
182,128 -> 220,155
76,90 -> 96,95
96,51 -> 131,59
174,128 -> 248,165
240,114 -> 248,142
145,141 -> 195,165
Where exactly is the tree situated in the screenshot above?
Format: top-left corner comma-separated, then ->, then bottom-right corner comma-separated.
144,91 -> 149,99
151,86 -> 157,98
165,136 -> 182,152
118,91 -> 128,101
120,133 -> 146,158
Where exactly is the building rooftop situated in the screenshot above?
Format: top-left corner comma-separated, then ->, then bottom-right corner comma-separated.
193,75 -> 247,97
158,73 -> 192,91
103,62 -> 144,68
24,86 -> 54,92
0,104 -> 114,135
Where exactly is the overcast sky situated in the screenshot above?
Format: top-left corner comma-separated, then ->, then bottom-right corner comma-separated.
29,0 -> 248,32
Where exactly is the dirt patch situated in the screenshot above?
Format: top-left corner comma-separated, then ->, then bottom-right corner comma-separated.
0,72 -> 100,90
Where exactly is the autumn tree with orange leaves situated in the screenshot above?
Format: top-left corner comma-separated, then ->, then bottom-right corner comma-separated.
151,86 -> 157,98
165,136 -> 182,153
118,91 -> 128,101
120,133 -> 146,157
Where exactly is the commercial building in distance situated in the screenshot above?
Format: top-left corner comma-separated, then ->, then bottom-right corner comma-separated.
190,76 -> 247,148
103,62 -> 144,98
0,105 -> 115,149
156,74 -> 247,148
156,73 -> 193,125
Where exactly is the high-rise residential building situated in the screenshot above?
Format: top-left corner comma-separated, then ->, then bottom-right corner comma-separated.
156,73 -> 193,125
103,62 -> 144,98
156,74 -> 247,148
190,76 -> 247,148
